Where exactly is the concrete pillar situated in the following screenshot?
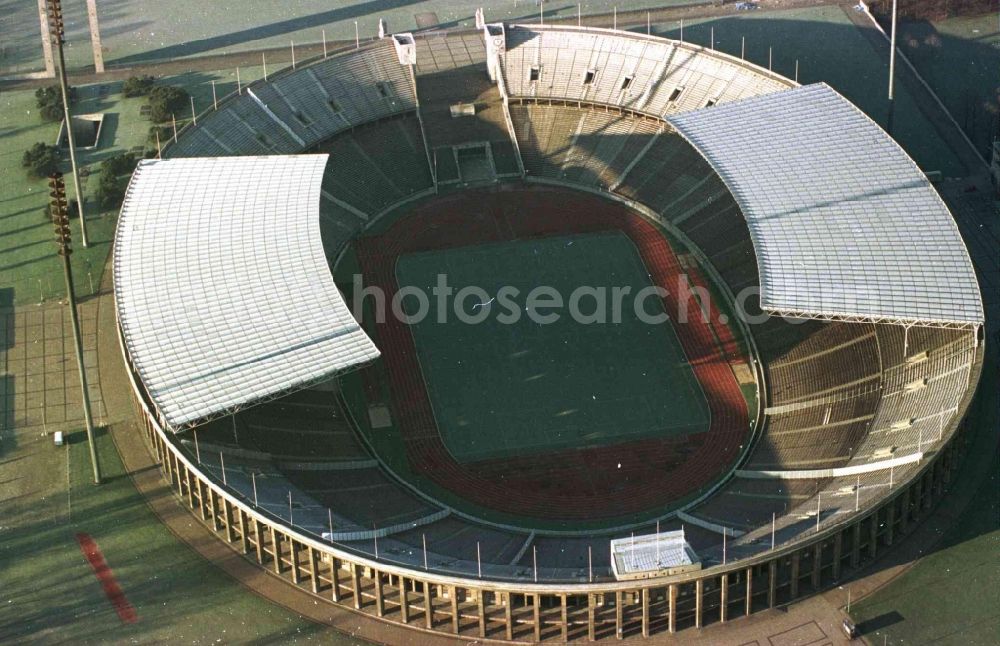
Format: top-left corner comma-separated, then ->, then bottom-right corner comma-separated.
271,527 -> 283,574
197,481 -> 210,521
832,532 -> 843,580
668,584 -> 677,633
922,471 -> 933,510
350,564 -> 361,610
36,0 -> 56,77
851,523 -> 862,569
720,574 -> 729,622
450,585 -> 459,633
289,539 -> 301,584
812,543 -> 822,589
186,468 -> 197,509
331,558 -> 342,603
615,590 -> 623,639
478,589 -> 487,638
85,0 -> 105,73
868,514 -> 878,559
900,487 -> 911,533
768,560 -> 777,608
238,510 -> 250,554
424,580 -> 433,629
641,588 -> 650,637
175,456 -> 184,498
534,593 -> 542,642
309,548 -> 320,594
695,579 -> 703,627
587,594 -> 596,641
208,489 -> 221,530
886,504 -> 896,546
399,577 -> 409,623
562,593 -> 570,642
505,592 -> 513,640
253,519 -> 265,564
789,552 -> 800,599
374,572 -> 385,617
745,567 -> 753,616
223,499 -> 236,542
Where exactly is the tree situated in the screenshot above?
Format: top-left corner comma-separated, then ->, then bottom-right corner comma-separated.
21,142 -> 60,178
147,85 -> 189,123
147,124 -> 172,146
122,75 -> 156,98
34,85 -> 76,122
94,152 -> 137,209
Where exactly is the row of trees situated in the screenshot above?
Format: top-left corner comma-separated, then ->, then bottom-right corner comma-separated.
123,74 -> 190,123
25,76 -> 189,214
35,85 -> 76,122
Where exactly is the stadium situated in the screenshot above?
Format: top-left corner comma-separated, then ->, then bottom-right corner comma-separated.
110,17 -> 984,642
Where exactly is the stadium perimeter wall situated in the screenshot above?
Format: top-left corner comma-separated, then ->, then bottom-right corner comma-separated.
119,315 -> 983,640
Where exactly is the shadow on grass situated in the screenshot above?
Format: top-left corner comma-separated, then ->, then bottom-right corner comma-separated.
0,430 -> 352,644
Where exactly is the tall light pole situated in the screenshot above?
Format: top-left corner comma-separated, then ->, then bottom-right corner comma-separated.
887,0 -> 898,102
49,173 -> 101,484
886,0 -> 898,134
47,0 -> 89,248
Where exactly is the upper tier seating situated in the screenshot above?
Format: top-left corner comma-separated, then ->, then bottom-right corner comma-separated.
501,27 -> 792,116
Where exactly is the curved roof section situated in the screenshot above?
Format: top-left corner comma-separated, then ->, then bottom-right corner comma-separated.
668,83 -> 983,328
114,156 -> 379,431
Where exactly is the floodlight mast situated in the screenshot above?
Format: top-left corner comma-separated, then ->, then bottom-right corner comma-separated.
49,173 -> 101,485
46,0 -> 90,248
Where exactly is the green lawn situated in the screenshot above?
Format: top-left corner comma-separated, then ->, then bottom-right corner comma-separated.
892,12 -> 1000,161
0,67 -> 264,308
849,359 -> 999,645
396,231 -> 710,463
647,4 -> 969,177
0,427 -> 364,643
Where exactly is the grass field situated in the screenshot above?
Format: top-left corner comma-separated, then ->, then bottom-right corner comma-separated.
892,12 -> 1000,161
0,427 -> 362,643
848,356 -> 999,646
0,67 -> 264,307
396,231 -> 710,463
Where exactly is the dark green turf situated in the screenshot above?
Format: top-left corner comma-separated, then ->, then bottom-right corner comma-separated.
395,231 -> 710,464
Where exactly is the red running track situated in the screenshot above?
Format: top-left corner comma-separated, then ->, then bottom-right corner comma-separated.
354,185 -> 749,520
75,532 -> 138,624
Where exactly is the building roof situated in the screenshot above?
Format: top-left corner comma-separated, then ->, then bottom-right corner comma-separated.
668,83 -> 983,328
113,156 -> 379,431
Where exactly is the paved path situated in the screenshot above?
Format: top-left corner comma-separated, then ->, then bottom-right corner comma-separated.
0,0 -> 836,90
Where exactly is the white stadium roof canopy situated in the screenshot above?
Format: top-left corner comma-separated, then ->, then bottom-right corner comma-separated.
113,155 -> 379,431
668,83 -> 983,329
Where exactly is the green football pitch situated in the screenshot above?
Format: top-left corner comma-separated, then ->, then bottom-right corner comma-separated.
395,231 -> 710,464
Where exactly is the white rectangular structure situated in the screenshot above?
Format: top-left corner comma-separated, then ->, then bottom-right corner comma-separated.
610,530 -> 701,580
668,83 -> 983,328
114,155 -> 379,431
